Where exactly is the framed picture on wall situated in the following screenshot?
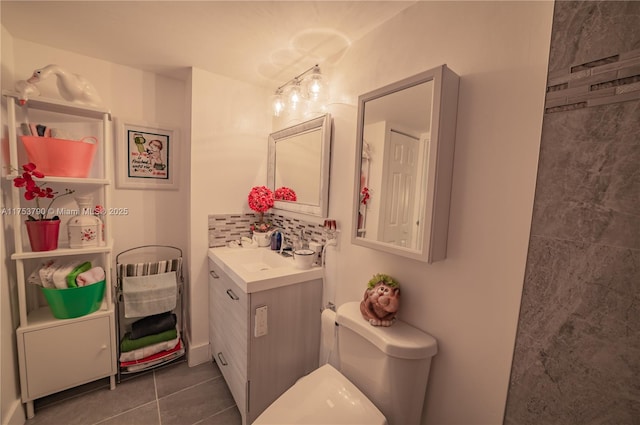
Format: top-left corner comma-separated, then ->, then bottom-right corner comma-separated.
116,120 -> 178,190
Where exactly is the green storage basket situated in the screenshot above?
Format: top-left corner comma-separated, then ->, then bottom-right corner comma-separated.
41,280 -> 106,319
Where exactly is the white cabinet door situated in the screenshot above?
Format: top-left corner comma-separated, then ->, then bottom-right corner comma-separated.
21,315 -> 113,399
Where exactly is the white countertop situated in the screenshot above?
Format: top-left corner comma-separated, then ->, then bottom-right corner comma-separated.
208,247 -> 323,293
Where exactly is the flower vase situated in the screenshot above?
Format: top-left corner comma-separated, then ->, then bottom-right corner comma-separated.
67,196 -> 102,248
252,230 -> 272,247
25,219 -> 60,251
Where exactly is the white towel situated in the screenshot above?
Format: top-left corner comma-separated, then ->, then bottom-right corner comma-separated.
76,266 -> 105,287
122,271 -> 177,318
37,260 -> 60,288
28,260 -> 55,287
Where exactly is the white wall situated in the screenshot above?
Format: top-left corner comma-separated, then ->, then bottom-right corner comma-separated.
323,2 -> 554,424
1,34 -> 190,422
188,67 -> 270,363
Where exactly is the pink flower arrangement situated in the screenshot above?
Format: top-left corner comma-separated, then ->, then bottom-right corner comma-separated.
248,186 -> 274,213
275,186 -> 297,201
251,222 -> 272,233
12,162 -> 74,220
248,186 -> 274,231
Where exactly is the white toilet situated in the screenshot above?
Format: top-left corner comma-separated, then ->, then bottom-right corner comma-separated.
253,301 -> 438,425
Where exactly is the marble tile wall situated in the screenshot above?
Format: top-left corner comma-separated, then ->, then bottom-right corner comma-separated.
504,2 -> 640,424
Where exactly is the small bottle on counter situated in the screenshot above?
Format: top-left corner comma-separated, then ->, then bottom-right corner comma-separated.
270,231 -> 282,251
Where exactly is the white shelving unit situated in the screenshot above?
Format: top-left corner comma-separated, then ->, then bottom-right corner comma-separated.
3,91 -> 117,418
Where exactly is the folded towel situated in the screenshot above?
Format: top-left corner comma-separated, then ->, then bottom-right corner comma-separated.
119,335 -> 181,362
76,266 -> 105,287
130,312 -> 177,340
52,260 -> 85,289
66,261 -> 92,288
37,260 -> 61,288
120,340 -> 183,367
122,271 -> 177,318
28,259 -> 57,287
120,327 -> 178,352
124,347 -> 185,373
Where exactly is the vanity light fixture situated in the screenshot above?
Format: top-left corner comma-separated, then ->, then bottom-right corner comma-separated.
271,64 -> 328,117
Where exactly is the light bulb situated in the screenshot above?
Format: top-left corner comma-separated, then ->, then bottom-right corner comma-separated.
271,90 -> 285,117
288,82 -> 302,110
303,67 -> 328,102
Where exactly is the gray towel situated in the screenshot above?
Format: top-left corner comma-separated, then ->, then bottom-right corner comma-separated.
123,271 -> 177,318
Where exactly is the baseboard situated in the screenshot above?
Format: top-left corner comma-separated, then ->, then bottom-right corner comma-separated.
2,398 -> 25,425
186,334 -> 210,367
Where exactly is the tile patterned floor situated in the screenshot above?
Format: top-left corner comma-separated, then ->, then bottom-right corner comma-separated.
25,361 -> 242,425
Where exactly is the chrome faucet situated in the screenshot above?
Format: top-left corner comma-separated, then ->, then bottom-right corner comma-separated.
295,229 -> 308,250
279,234 -> 292,255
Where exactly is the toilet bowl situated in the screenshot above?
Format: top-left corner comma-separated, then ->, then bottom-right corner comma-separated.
254,302 -> 437,425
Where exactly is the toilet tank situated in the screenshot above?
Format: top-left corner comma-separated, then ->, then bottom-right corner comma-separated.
336,302 -> 438,425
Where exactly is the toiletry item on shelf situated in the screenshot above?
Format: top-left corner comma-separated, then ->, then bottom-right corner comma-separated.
67,196 -> 102,248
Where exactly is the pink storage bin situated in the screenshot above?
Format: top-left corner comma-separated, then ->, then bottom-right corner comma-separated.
21,136 -> 98,178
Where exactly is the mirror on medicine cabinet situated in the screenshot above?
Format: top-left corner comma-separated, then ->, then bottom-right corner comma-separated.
352,65 -> 459,263
267,113 -> 332,218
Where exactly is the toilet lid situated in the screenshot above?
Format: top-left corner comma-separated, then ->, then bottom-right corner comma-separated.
253,364 -> 387,425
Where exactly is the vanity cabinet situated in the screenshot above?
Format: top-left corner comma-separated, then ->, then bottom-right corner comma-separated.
208,258 -> 322,425
3,92 -> 117,418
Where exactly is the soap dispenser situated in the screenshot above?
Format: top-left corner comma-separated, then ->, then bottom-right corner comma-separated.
270,230 -> 282,251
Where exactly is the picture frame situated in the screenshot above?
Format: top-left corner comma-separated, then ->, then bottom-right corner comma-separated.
116,120 -> 178,190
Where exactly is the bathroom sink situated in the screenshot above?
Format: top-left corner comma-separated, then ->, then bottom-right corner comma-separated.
208,247 -> 323,293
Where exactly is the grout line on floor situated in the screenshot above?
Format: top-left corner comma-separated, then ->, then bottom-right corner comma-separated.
91,400 -> 158,425
191,405 -> 239,425
154,370 -> 163,425
155,374 -> 223,401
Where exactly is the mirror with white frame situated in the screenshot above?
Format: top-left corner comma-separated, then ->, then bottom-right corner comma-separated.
268,113 -> 332,217
352,65 -> 459,263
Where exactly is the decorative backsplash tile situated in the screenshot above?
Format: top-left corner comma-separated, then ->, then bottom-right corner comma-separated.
208,213 -> 329,248
545,48 -> 640,113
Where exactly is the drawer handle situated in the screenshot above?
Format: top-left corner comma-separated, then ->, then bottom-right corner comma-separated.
217,352 -> 228,366
226,289 -> 239,300
209,270 -> 220,279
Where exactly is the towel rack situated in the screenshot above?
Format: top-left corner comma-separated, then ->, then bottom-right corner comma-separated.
115,245 -> 186,381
